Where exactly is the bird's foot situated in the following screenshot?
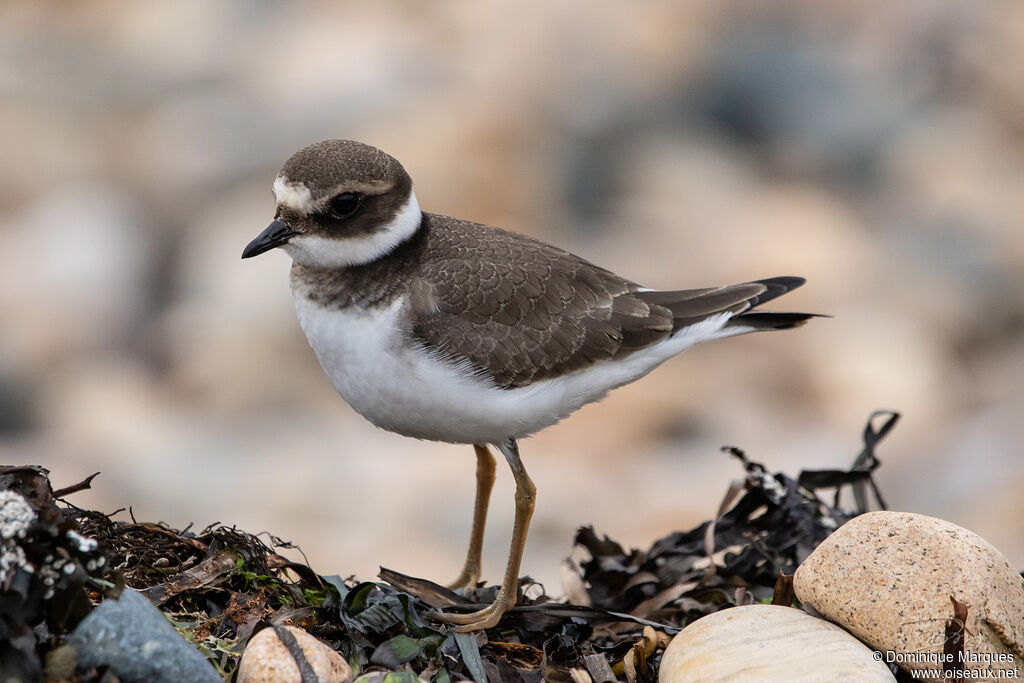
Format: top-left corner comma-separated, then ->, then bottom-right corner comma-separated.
430,589 -> 514,632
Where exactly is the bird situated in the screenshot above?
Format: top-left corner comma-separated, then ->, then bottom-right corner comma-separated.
242,139 -> 814,632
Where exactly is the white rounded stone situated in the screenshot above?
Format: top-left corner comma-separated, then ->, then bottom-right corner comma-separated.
659,604 -> 894,682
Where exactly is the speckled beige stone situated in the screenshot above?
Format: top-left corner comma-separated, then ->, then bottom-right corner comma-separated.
658,604 -> 894,682
237,625 -> 351,683
794,511 -> 1024,681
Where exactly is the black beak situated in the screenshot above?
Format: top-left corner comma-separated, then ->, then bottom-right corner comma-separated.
242,220 -> 298,259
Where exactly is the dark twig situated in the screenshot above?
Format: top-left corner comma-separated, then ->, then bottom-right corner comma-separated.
53,472 -> 101,498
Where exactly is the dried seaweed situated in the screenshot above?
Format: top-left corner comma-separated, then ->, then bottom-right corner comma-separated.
1,411 -> 902,681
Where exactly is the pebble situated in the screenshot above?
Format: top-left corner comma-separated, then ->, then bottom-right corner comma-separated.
794,511 -> 1024,680
69,588 -> 221,683
658,603 -> 894,681
237,625 -> 351,683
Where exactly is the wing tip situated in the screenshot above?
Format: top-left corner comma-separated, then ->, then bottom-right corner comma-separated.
749,276 -> 806,306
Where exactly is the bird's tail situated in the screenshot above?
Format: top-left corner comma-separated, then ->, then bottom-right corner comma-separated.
635,276 -> 819,333
726,276 -> 819,331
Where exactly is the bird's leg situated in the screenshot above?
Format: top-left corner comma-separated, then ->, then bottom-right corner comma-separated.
432,438 -> 535,631
446,444 -> 496,591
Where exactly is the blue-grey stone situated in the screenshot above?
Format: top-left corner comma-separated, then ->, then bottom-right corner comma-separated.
69,589 -> 221,683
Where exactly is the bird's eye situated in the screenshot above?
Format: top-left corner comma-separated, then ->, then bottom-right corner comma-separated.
329,192 -> 362,217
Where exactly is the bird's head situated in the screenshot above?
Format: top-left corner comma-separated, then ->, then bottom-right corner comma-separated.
242,139 -> 421,268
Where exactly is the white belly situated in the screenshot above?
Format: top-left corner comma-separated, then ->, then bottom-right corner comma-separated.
293,294 -> 739,444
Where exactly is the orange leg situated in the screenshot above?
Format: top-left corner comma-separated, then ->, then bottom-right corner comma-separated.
433,438 -> 535,632
446,444 -> 496,591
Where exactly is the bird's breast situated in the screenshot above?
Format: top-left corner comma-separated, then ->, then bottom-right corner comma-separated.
289,284 -> 617,442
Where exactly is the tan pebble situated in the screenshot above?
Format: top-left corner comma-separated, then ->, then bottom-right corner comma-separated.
794,511 -> 1024,681
237,625 -> 351,683
658,604 -> 894,682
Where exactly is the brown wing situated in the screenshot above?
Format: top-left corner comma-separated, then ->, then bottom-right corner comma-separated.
410,215 -> 802,388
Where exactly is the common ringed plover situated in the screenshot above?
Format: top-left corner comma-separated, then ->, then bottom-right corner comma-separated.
242,139 -> 814,631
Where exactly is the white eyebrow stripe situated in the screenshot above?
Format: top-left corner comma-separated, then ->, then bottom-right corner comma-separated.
273,176 -> 315,213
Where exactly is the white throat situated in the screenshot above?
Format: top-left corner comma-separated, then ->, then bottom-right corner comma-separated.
283,191 -> 422,268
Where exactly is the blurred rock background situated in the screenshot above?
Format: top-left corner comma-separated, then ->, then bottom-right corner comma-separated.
2,0 -> 1022,591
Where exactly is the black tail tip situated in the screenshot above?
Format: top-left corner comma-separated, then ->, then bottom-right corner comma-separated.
737,311 -> 825,330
